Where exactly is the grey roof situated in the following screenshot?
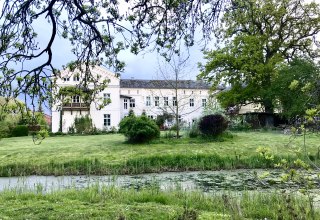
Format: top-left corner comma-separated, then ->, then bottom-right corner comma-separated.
120,79 -> 211,89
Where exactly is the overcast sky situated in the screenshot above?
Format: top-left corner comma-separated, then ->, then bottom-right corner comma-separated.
42,28 -> 206,81
23,2 -> 207,81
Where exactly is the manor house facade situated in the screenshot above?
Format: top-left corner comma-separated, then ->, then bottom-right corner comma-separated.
51,66 -> 212,133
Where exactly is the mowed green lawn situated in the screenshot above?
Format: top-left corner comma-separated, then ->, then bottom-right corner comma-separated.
0,131 -> 319,176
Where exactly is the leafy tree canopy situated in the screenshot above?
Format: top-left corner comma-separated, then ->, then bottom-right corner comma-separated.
0,0 -> 225,110
272,58 -> 320,121
199,0 -> 320,113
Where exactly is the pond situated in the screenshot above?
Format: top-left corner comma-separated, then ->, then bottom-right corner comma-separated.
0,169 -> 319,194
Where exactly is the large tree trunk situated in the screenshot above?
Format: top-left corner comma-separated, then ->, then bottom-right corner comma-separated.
264,100 -> 274,127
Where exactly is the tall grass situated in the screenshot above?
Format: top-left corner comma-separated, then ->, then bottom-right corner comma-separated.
0,153 -> 300,176
0,185 -> 317,219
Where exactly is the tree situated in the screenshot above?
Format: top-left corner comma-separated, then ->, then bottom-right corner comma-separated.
199,0 -> 320,125
0,0 -> 226,111
152,55 -> 204,138
0,97 -> 25,138
272,58 -> 320,122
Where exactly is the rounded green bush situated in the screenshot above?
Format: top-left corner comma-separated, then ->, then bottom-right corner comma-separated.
119,115 -> 160,143
11,125 -> 29,137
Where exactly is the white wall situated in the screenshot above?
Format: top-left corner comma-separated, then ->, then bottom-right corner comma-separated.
52,67 -> 212,132
120,87 -> 210,127
51,67 -> 121,132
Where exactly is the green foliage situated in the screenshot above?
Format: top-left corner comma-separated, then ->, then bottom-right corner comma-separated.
199,0 -> 320,113
58,86 -> 93,106
229,115 -> 251,131
202,99 -> 226,116
188,120 -> 200,138
126,116 -> 160,143
0,121 -> 12,138
0,97 -> 26,138
156,113 -> 173,129
272,58 -> 320,121
11,125 -> 28,137
119,114 -> 136,134
73,115 -> 93,134
119,114 -> 160,143
199,114 -> 228,137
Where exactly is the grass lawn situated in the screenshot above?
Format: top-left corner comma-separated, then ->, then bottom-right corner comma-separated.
0,186 -> 317,219
0,131 -> 319,176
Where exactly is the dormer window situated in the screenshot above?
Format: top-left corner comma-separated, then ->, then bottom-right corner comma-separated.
63,77 -> 70,82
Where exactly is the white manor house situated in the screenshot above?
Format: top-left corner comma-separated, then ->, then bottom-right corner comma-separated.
51,66 -> 213,133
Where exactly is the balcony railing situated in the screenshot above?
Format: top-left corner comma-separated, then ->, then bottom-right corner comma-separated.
62,102 -> 90,111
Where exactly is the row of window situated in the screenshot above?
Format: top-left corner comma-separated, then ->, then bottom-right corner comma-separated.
126,90 -> 204,95
100,114 -> 200,127
123,97 -> 207,109
63,75 -> 80,82
71,93 -> 111,104
72,94 -> 206,110
155,96 -> 206,107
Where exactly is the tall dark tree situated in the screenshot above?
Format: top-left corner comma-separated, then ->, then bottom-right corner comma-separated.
0,0 -> 226,110
199,0 -> 320,120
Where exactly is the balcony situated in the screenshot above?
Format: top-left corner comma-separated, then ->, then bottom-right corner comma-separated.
62,102 -> 90,111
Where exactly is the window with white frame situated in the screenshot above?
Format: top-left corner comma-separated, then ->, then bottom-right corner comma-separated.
202,99 -> 207,107
148,115 -> 154,119
104,114 -> 111,126
124,99 -> 128,109
130,98 -> 135,108
72,95 -> 80,103
63,77 -> 70,82
103,93 -> 110,102
155,96 -> 159,106
190,98 -> 194,107
146,96 -> 151,106
164,97 -> 168,106
173,97 -> 177,106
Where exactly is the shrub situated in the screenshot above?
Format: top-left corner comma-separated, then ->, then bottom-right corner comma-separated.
229,115 -> 251,131
164,130 -> 175,139
119,114 -> 160,143
127,116 -> 160,143
119,114 -> 136,134
11,125 -> 29,137
199,114 -> 228,137
73,115 -> 93,134
188,120 -> 200,138
0,121 -> 11,138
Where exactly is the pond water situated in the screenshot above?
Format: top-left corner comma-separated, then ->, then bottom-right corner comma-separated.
0,169 -> 319,194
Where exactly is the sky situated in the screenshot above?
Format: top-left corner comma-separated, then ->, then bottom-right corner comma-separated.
46,34 -> 206,80
42,26 -> 206,81
26,2 -> 207,81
